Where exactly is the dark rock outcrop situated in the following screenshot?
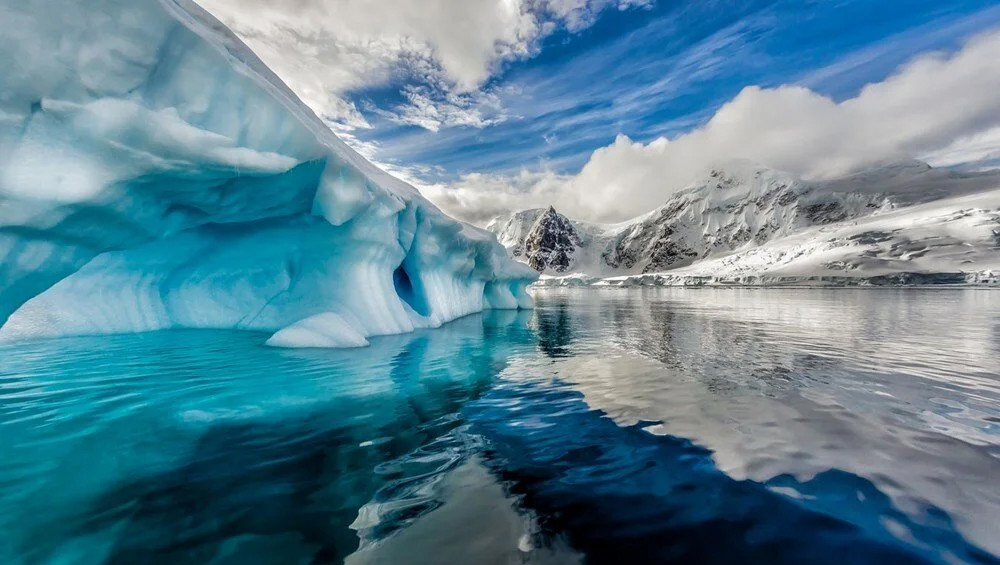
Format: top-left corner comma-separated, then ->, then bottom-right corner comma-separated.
523,207 -> 582,272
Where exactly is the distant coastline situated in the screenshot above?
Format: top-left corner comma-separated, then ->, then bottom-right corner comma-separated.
533,270 -> 1000,288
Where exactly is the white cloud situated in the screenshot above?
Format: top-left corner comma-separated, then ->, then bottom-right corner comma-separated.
197,0 -> 642,130
424,29 -> 1000,224
921,126 -> 1000,170
374,85 -> 509,132
420,169 -> 572,225
536,0 -> 653,32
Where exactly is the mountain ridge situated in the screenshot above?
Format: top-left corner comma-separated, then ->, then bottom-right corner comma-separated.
486,161 -> 1000,284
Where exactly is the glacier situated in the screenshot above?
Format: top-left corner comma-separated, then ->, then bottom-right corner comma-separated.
0,0 -> 535,345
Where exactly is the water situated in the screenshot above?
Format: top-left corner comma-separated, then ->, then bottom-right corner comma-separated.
1,289 -> 998,565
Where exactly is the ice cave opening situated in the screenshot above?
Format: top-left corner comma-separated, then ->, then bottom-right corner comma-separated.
393,264 -> 431,318
0,0 -> 536,348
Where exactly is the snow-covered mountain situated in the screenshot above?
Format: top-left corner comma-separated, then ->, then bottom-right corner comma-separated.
487,206 -> 584,273
487,160 -> 1000,285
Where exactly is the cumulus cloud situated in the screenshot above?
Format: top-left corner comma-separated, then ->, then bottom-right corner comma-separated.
423,29 -> 1000,224
420,169 -> 572,225
198,0 -> 647,130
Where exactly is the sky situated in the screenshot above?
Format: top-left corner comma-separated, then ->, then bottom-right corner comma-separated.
199,0 -> 1000,224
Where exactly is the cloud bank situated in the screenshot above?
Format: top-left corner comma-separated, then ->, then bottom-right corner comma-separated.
198,0 -> 649,131
421,29 -> 1000,224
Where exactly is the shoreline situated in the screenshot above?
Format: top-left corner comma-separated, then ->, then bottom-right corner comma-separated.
533,270 -> 1000,289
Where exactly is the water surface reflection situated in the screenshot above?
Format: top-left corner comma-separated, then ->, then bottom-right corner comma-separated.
0,289 -> 997,564
517,288 -> 1000,560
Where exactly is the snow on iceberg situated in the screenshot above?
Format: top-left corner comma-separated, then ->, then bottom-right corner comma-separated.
0,0 -> 535,346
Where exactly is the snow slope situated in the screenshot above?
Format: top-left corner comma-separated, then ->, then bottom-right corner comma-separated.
486,206 -> 588,273
0,0 -> 535,345
488,161 -> 1000,285
563,189 -> 1000,287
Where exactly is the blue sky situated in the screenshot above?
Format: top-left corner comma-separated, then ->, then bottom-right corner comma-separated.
204,0 -> 1000,222
343,0 -> 1000,182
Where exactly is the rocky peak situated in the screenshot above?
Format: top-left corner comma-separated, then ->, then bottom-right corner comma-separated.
486,160 -> 998,280
523,206 -> 582,272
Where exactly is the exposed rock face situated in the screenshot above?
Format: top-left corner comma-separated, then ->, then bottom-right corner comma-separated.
600,165 -> 831,273
486,160 -> 1000,279
523,207 -> 582,272
486,209 -> 546,259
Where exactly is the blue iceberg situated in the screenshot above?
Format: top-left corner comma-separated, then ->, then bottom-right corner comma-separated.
0,0 -> 536,346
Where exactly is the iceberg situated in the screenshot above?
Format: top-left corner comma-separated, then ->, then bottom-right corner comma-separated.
0,0 -> 535,346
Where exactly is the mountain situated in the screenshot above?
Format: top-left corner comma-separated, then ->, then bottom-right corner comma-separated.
487,160 -> 1000,285
487,206 -> 584,273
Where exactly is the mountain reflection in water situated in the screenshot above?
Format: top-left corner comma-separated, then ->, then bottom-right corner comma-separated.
0,289 -> 997,564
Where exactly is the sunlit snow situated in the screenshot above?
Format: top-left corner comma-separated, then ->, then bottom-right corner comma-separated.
0,0 -> 535,347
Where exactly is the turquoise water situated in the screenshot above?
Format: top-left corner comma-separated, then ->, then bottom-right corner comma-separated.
1,289 -> 998,564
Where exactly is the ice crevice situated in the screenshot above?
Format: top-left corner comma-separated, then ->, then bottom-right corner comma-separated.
0,0 -> 536,347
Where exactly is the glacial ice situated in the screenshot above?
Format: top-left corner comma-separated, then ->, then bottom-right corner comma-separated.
266,312 -> 370,349
0,0 -> 535,346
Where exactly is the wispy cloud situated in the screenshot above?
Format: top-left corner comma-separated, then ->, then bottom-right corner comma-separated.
198,0 -> 650,131
199,0 -> 1000,227
424,28 -> 1000,224
371,86 -> 509,132
796,3 -> 1000,96
353,2 -> 784,178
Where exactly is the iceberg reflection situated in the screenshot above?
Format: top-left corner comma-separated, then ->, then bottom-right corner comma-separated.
1,289 -> 998,564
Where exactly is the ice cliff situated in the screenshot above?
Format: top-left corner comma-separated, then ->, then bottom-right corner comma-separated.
0,0 -> 535,345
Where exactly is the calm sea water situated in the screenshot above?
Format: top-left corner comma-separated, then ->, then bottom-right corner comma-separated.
1,288 -> 998,565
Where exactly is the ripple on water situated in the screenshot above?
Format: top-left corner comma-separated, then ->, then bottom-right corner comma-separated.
0,291 -> 998,564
